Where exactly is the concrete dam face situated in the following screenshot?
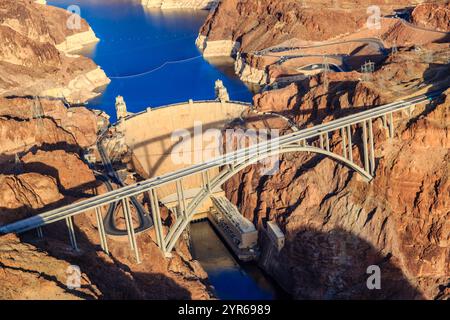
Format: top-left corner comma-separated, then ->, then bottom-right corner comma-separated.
120,100 -> 250,199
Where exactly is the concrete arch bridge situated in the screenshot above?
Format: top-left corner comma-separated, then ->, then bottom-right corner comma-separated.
0,91 -> 440,263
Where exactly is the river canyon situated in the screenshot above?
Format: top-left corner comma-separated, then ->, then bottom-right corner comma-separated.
0,0 -> 448,301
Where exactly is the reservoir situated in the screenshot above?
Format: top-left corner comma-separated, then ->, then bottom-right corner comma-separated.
48,0 -> 282,300
48,0 -> 253,121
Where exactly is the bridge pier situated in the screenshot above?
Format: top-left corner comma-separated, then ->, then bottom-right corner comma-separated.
65,216 -> 78,251
202,171 -> 211,193
362,121 -> 370,173
324,133 -> 330,152
121,198 -> 141,264
382,114 -> 388,128
319,134 -> 324,149
176,180 -> 188,219
368,120 -> 375,175
36,227 -> 44,239
346,126 -> 353,162
341,128 -> 347,159
95,207 -> 109,255
389,112 -> 395,138
149,189 -> 166,254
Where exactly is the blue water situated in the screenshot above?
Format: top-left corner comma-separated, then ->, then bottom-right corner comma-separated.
48,0 -> 253,121
190,222 -> 286,300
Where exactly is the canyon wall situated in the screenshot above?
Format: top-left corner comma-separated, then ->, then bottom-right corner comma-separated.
0,0 -> 211,300
197,0 -> 448,85
224,53 -> 450,299
0,0 -> 109,103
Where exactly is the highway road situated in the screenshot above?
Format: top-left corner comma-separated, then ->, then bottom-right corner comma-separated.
97,131 -> 153,235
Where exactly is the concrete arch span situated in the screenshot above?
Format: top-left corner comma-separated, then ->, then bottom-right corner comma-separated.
164,145 -> 373,253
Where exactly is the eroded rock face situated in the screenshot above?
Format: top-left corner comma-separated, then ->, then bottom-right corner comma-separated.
0,234 -> 100,300
411,2 -> 450,32
0,0 -> 109,102
199,0 -> 368,52
226,82 -> 450,299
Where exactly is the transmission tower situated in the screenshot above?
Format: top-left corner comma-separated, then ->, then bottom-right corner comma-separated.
391,41 -> 398,56
361,60 -> 375,82
32,95 -> 44,128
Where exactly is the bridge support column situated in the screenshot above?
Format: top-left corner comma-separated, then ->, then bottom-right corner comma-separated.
176,180 -> 187,219
65,216 -> 78,251
319,134 -> 324,149
382,115 -> 387,128
362,121 -> 370,173
299,139 -> 307,147
346,126 -> 353,162
95,207 -> 109,255
36,227 -> 44,239
324,132 -> 330,152
149,189 -> 166,253
368,120 -> 375,175
341,128 -> 347,159
122,198 -> 141,264
389,112 -> 395,138
202,171 -> 211,193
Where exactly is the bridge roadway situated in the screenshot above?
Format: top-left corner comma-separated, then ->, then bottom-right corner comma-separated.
0,90 -> 442,260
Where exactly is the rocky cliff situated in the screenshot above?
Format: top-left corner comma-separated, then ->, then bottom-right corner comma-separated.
223,43 -> 450,299
0,0 -> 109,103
411,2 -> 450,32
197,0 -> 449,86
0,0 -> 211,300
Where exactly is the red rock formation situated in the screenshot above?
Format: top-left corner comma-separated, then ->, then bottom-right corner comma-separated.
0,234 -> 100,300
0,0 -> 109,102
411,2 -> 450,32
227,72 -> 450,299
0,0 -> 212,299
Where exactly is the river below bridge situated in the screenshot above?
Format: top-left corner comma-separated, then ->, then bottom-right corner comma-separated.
190,222 -> 287,300
48,0 -> 253,122
48,0 -> 283,299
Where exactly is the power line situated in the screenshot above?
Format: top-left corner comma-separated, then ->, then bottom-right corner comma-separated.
109,55 -> 203,79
